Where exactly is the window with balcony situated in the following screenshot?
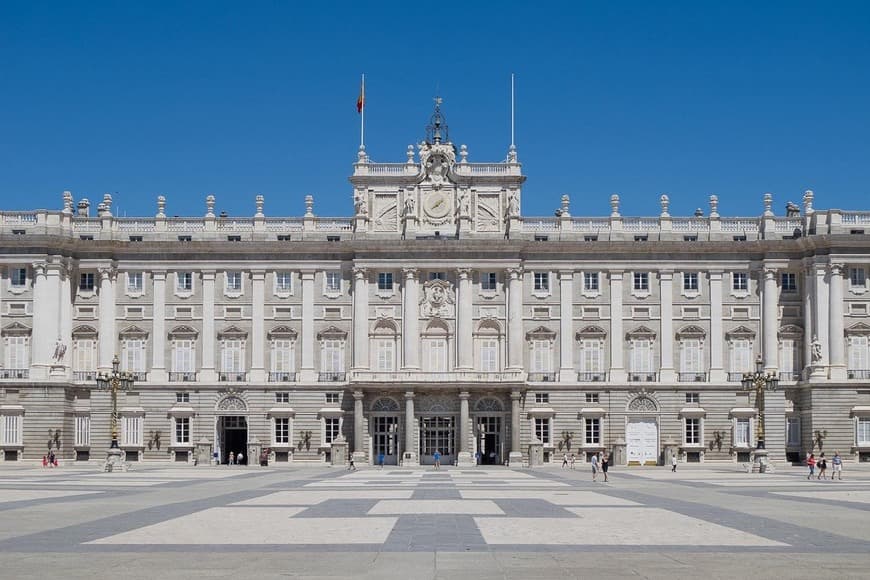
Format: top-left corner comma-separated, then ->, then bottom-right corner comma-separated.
531,340 -> 553,374
171,339 -> 196,381
727,330 -> 755,380
679,338 -> 703,381
219,339 -> 245,381
270,338 -> 295,381
321,339 -> 345,374
627,328 -> 656,381
480,338 -> 499,372
481,272 -> 497,292
73,338 -> 97,380
121,338 -> 146,379
426,339 -> 448,372
4,335 -> 29,375
375,339 -> 395,371
779,336 -> 801,380
579,338 -> 605,381
848,334 -> 870,378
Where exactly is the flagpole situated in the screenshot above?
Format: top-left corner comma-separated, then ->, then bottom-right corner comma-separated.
510,72 -> 515,148
360,73 -> 365,149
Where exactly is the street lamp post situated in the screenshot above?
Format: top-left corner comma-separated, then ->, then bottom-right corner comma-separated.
96,354 -> 135,472
741,355 -> 779,472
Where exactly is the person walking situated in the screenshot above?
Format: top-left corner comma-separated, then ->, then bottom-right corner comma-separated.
237,451 -> 244,466
347,452 -> 356,471
817,453 -> 827,480
569,453 -> 576,470
591,452 -> 599,482
378,452 -> 385,469
806,453 -> 816,479
832,451 -> 844,481
561,453 -> 569,469
601,452 -> 610,483
671,454 -> 677,473
433,450 -> 441,470
229,451 -> 235,466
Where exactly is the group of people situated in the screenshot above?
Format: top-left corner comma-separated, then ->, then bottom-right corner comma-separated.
226,451 -> 245,465
41,451 -> 58,468
806,451 -> 844,480
562,451 -> 610,482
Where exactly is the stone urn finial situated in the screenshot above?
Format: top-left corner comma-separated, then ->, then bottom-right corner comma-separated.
610,194 -> 621,218
255,194 -> 264,217
305,194 -> 314,217
709,194 -> 719,218
803,189 -> 814,215
156,195 -> 166,218
205,194 -> 215,217
763,192 -> 773,217
660,194 -> 670,217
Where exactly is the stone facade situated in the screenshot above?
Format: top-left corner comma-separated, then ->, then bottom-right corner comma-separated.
2,106 -> 870,467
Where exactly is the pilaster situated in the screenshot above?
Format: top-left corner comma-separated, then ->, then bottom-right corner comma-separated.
709,270 -> 726,382
353,390 -> 366,460
457,391 -> 473,465
97,265 -> 117,372
456,268 -> 473,370
507,267 -> 524,370
402,268 -> 420,370
200,270 -> 216,382
403,391 -> 418,465
509,389 -> 523,465
151,271 -> 167,382
829,263 -> 846,380
352,267 -> 369,369
250,270 -> 266,382
659,270 -> 675,382
300,270 -> 316,382
814,264 -> 830,371
608,271 -> 626,382
558,270 -> 574,381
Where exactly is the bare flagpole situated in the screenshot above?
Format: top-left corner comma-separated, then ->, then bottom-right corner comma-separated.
510,72 -> 515,149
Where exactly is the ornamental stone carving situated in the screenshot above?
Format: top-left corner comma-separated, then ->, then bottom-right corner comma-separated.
217,395 -> 247,412
475,397 -> 505,413
628,395 -> 658,413
420,279 -> 455,318
371,397 -> 401,412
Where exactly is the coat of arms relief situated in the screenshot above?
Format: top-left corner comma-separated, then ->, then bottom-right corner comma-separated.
419,279 -> 455,318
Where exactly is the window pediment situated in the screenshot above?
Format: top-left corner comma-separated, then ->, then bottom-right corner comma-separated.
422,318 -> 450,336
371,318 -> 399,336
676,325 -> 705,340
526,326 -> 556,341
1,322 -> 31,336
474,317 -> 503,337
169,325 -> 198,339
268,325 -> 298,340
317,325 -> 347,340
72,325 -> 99,339
726,325 -> 755,340
626,325 -> 656,341
218,325 -> 248,340
778,324 -> 804,339
846,322 -> 870,336
119,325 -> 148,339
576,325 -> 606,340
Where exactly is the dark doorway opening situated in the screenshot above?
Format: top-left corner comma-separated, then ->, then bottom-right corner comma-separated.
221,416 -> 248,464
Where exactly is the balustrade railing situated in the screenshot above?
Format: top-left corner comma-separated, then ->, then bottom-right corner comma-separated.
527,372 -> 557,382
169,372 -> 197,382
219,372 -> 248,382
0,369 -> 29,379
727,372 -> 745,382
628,372 -> 658,382
268,372 -> 298,382
842,212 -> 870,225
678,372 -> 708,382
319,372 -> 347,382
577,372 -> 607,382
848,369 -> 870,379
73,371 -> 98,382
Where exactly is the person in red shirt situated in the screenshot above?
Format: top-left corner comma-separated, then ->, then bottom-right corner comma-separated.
806,453 -> 816,480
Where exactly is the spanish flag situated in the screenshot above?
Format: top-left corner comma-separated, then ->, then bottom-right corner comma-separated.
357,75 -> 365,114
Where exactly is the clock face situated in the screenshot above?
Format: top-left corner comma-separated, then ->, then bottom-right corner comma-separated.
424,192 -> 450,219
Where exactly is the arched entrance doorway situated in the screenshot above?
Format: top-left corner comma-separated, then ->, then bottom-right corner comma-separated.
626,394 -> 660,466
215,394 -> 248,464
474,397 -> 506,465
370,397 -> 401,465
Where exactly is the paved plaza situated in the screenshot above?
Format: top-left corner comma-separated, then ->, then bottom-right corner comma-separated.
1,463 -> 870,578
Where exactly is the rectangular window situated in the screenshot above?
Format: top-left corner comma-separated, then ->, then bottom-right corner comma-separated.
583,272 -> 599,292
226,272 -> 242,292
633,272 -> 649,291
730,339 -> 752,374
1,415 -> 22,446
325,271 -> 341,293
126,272 -> 143,293
275,417 -> 290,444
850,268 -> 867,288
176,392 -> 190,403
324,417 -> 340,444
220,340 -> 244,373
531,340 -> 552,372
121,339 -> 146,373
275,392 -> 289,404
735,418 -> 750,447
685,418 -> 701,445
857,418 -> 870,446
630,339 -> 653,373
74,415 -> 90,447
73,339 -> 96,373
481,272 -> 497,291
325,393 -> 340,405
779,339 -> 799,377
781,272 -> 797,293
6,336 -> 28,370
275,272 -> 292,292
271,340 -> 294,373
535,393 -> 549,404
585,417 -> 601,445
11,268 -> 27,287
680,339 -> 702,373
579,339 -> 603,374
79,272 -> 95,291
733,272 -> 748,291
428,339 -> 447,372
376,339 -> 395,371
122,416 -> 142,447
533,272 -> 549,292
480,338 -> 498,372
321,340 -> 344,372
174,417 -> 190,445
429,272 -> 446,281
377,272 -> 393,292
176,272 -> 193,292
787,416 -> 801,446
585,392 -> 600,403
172,340 -> 195,373
534,417 -> 551,444
683,272 -> 699,291
849,335 -> 870,372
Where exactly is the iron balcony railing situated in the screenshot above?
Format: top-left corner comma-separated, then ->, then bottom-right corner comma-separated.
268,372 -> 298,382
628,372 -> 658,382
527,372 -> 557,382
678,372 -> 708,382
168,372 -> 197,382
727,372 -> 745,382
219,372 -> 248,382
0,369 -> 29,379
848,369 -> 870,380
318,372 -> 347,382
73,371 -> 97,382
576,372 -> 607,382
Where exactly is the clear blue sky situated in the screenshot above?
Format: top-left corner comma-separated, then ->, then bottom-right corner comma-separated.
2,1 -> 869,219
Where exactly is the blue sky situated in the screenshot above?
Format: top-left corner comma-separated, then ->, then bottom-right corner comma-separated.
1,1 -> 869,219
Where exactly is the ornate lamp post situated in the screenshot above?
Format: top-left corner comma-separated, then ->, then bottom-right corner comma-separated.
741,355 -> 779,472
96,354 -> 135,472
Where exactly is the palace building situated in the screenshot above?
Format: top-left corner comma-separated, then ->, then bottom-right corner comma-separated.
2,104 -> 870,468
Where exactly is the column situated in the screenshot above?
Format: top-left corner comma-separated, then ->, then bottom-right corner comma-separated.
762,266 -> 779,374
558,270 -> 574,381
507,267 -> 523,370
829,263 -> 846,380
404,391 -> 418,465
609,271 -> 626,382
298,270 -> 316,382
659,270 -> 675,382
509,389 -> 523,464
456,268 -> 473,369
151,271 -> 167,382
814,264 -> 830,368
98,266 -> 116,371
457,391 -> 472,464
30,262 -> 61,379
353,390 -> 366,458
58,261 -> 73,375
803,267 -> 815,378
201,270 -> 216,381
709,271 -> 726,382
402,268 -> 420,369
352,267 -> 369,369
250,270 -> 266,382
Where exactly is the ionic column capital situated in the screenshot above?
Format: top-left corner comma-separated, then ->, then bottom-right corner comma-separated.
829,263 -> 845,277
353,266 -> 367,280
506,267 -> 523,280
456,268 -> 472,280
763,267 -> 777,280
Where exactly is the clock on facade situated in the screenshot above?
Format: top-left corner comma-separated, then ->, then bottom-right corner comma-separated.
423,192 -> 450,219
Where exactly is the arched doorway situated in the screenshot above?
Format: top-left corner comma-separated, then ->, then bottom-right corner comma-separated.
215,394 -> 248,464
474,397 -> 506,465
370,397 -> 401,465
625,394 -> 659,466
